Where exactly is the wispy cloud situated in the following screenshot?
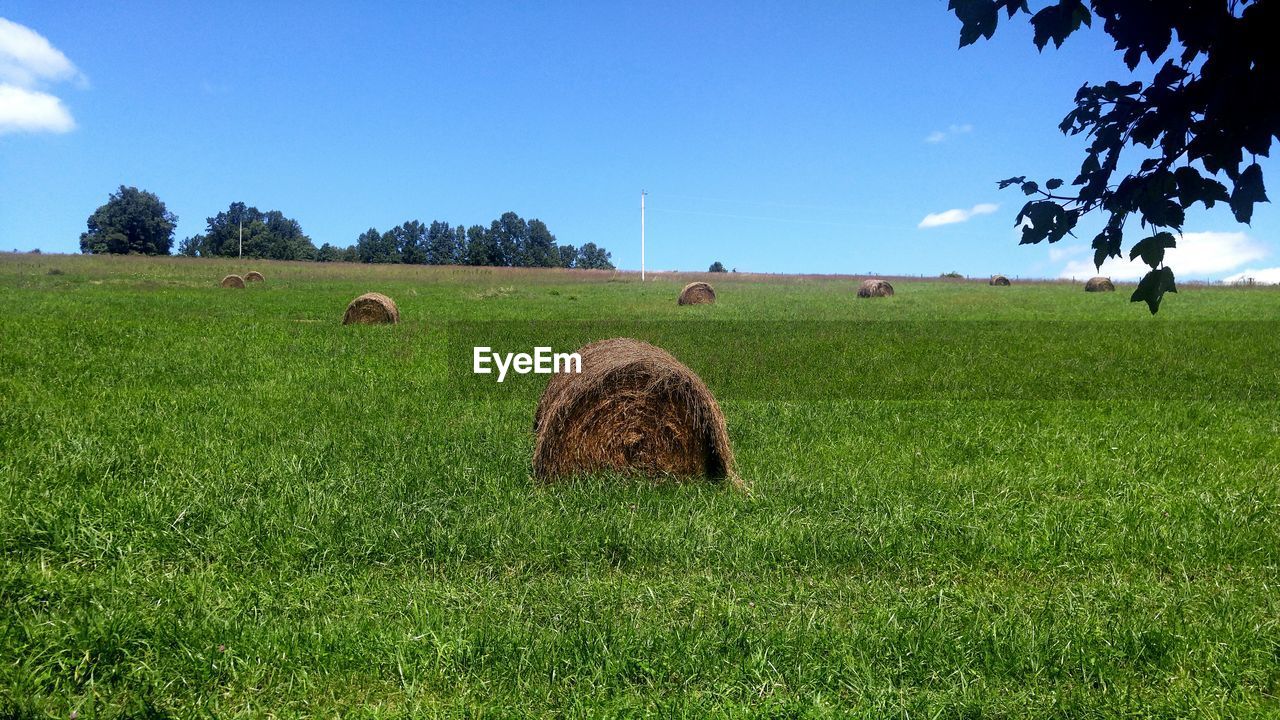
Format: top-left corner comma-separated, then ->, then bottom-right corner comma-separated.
1057,231 -> 1269,280
1223,267 -> 1280,285
1048,244 -> 1087,263
924,123 -> 973,144
0,16 -> 85,135
918,202 -> 998,229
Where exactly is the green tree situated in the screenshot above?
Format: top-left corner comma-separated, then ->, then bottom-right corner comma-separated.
523,219 -> 560,267
390,221 -> 429,264
454,226 -> 468,261
950,0 -> 1275,313
556,244 -> 580,268
488,212 -> 528,267
183,202 -> 316,260
176,202 -> 246,257
425,221 -> 461,264
709,261 -> 727,272
79,186 -> 177,255
356,227 -> 398,263
464,224 -> 500,266
316,243 -> 342,262
251,211 -> 316,260
577,242 -> 614,270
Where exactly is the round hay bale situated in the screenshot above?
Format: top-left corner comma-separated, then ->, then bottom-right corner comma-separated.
989,274 -> 1011,286
1084,276 -> 1115,292
856,279 -> 894,298
532,337 -> 738,485
220,274 -> 245,289
342,292 -> 400,325
677,281 -> 716,305
245,271 -> 264,282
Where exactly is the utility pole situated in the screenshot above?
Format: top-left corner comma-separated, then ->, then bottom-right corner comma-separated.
238,218 -> 243,259
640,190 -> 646,281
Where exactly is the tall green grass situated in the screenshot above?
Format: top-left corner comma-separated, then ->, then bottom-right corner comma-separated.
2,254 -> 1278,717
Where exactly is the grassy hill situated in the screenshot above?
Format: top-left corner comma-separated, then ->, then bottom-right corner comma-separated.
2,253 -> 1278,717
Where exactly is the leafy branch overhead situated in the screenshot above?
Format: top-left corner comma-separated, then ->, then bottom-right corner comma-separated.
949,0 -> 1275,313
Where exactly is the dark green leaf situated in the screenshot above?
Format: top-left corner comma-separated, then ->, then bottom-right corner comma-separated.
950,0 -> 999,47
1128,232 -> 1176,269
1030,0 -> 1090,50
1000,0 -> 1029,17
1200,179 -> 1230,209
1130,266 -> 1177,314
1152,60 -> 1189,88
1091,226 -> 1123,269
1016,200 -> 1075,245
1146,200 -> 1184,230
1230,163 -> 1269,224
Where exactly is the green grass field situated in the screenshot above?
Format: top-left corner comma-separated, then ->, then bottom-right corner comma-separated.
3,253 -> 1279,718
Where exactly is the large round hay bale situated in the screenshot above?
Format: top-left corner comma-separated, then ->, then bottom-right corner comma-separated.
343,292 -> 400,324
1085,276 -> 1115,292
677,281 -> 716,305
989,274 -> 1011,286
245,271 -> 264,282
221,274 -> 245,289
532,337 -> 737,485
857,279 -> 894,298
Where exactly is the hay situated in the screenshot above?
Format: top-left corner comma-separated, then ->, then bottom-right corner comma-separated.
342,292 -> 400,324
856,279 -> 894,298
532,337 -> 738,486
245,271 -> 264,282
990,275 -> 1011,286
1085,276 -> 1115,292
221,274 -> 245,289
677,281 -> 717,305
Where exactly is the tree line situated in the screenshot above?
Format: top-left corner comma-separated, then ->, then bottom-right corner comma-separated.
338,212 -> 613,269
79,186 -> 614,270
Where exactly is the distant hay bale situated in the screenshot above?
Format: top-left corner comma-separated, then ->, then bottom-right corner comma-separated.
245,271 -> 264,282
990,275 -> 1011,286
221,274 -> 245,289
342,292 -> 400,324
532,337 -> 738,486
678,281 -> 716,305
1085,276 -> 1115,292
857,279 -> 894,298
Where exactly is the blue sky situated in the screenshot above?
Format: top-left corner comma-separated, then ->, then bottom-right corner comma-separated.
2,2 -> 1276,281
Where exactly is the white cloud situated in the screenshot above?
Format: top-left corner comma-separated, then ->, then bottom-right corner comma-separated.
0,17 -> 84,135
1048,244 -> 1087,263
918,202 -> 999,229
924,123 -> 973,144
1059,258 -> 1135,281
1057,231 -> 1269,280
0,84 -> 74,133
1223,267 -> 1280,285
0,17 -> 82,86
